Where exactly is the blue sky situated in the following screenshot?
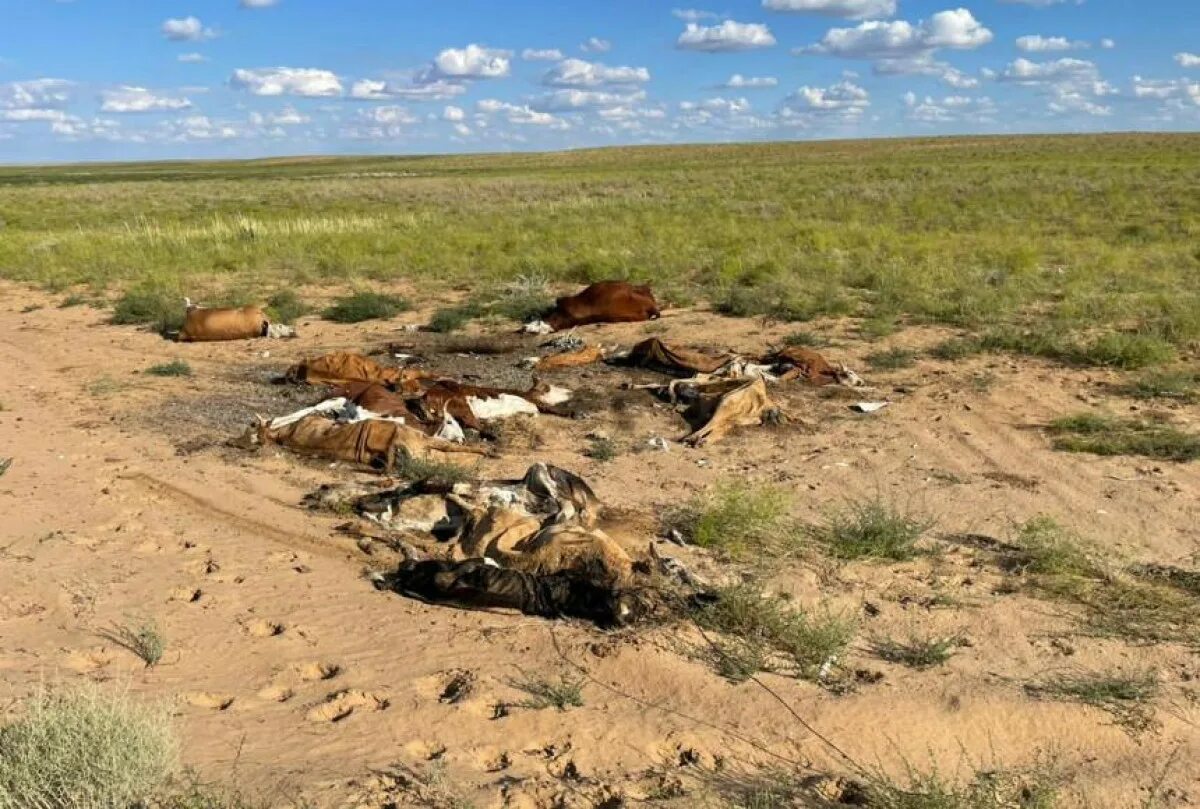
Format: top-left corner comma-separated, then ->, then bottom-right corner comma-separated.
1,0 -> 1197,162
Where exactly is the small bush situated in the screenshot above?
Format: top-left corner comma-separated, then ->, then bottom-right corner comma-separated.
1115,369 -> 1199,402
428,302 -> 484,333
145,360 -> 192,378
264,289 -> 310,325
663,481 -> 799,560
1009,516 -> 1102,579
59,293 -> 91,309
1048,413 -> 1200,462
391,451 -> 474,485
510,673 -> 584,711
693,582 -> 855,681
861,763 -> 1060,809
0,685 -> 178,809
0,458 -> 11,478
871,634 -> 960,669
323,291 -> 411,323
102,619 -> 166,667
929,337 -> 984,361
809,496 -> 933,561
782,330 -> 830,348
111,286 -> 185,334
490,290 -> 552,323
981,329 -> 1173,370
1026,671 -> 1158,734
866,347 -> 918,371
584,436 -> 619,462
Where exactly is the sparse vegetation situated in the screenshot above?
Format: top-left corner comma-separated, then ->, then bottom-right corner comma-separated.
692,582 -> 854,681
86,376 -> 135,397
871,633 -> 960,669
866,347 -> 917,371
428,302 -> 485,333
1026,671 -> 1159,734
390,451 -> 475,485
111,285 -> 185,334
584,436 -> 619,462
808,496 -> 933,562
1115,369 -> 1200,402
980,329 -> 1174,370
929,337 -> 984,361
102,618 -> 166,667
323,291 -> 410,323
663,481 -> 800,561
860,763 -> 1061,809
509,673 -> 585,711
0,458 -> 11,479
145,360 -> 192,378
0,685 -> 178,809
781,330 -> 830,348
264,289 -> 310,325
1047,413 -> 1200,462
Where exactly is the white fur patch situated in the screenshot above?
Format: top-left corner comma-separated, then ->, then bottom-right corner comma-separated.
522,320 -> 554,335
436,411 -> 466,443
538,385 -> 572,406
265,323 -> 296,339
269,398 -> 348,429
467,394 -> 539,421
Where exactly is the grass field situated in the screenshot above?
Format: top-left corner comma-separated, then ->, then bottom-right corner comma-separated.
2,134 -> 1198,359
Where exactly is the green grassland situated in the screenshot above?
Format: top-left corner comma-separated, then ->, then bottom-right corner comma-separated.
2,134 -> 1198,358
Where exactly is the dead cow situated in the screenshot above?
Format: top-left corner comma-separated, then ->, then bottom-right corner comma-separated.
179,301 -> 269,342
253,414 -> 485,471
683,377 -> 783,447
533,282 -> 660,332
384,558 -> 641,627
767,346 -> 863,387
286,352 -> 426,390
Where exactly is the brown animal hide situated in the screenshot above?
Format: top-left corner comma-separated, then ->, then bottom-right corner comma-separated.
767,346 -> 847,386
545,281 -> 660,331
412,379 -> 565,430
257,414 -> 485,470
683,377 -> 781,447
535,345 -> 604,371
620,338 -> 733,376
338,382 -> 413,418
384,558 -> 640,627
286,352 -> 424,389
179,305 -> 268,342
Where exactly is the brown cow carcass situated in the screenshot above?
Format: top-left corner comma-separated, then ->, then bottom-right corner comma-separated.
529,282 -> 660,332
179,302 -> 269,342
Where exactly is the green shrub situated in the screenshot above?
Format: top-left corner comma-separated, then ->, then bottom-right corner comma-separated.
102,619 -> 166,667
1048,413 -> 1200,462
428,302 -> 485,333
509,673 -> 584,711
111,286 -> 185,334
264,289 -> 310,324
664,481 -> 798,560
391,451 -> 474,485
1115,369 -> 1199,402
871,634 -> 959,669
0,686 -> 178,809
929,337 -> 984,361
694,582 -> 854,681
809,496 -> 933,561
866,347 -> 918,371
323,291 -> 411,323
145,360 -> 192,378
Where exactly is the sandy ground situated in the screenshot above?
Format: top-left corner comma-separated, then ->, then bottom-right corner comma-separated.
1,281 -> 1198,808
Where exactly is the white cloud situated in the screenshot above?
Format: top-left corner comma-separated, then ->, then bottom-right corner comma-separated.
1132,76 -> 1199,104
800,9 -> 992,61
1016,35 -> 1088,52
177,52 -> 208,63
230,67 -> 343,97
723,74 -> 779,88
248,106 -> 309,125
1,108 -> 74,122
239,0 -> 280,7
100,86 -> 193,113
358,106 -> 416,125
1176,53 -> 1200,68
673,8 -> 720,21
349,78 -> 466,101
429,44 -> 511,79
581,37 -> 612,53
677,20 -> 777,52
780,81 -> 869,115
443,105 -> 465,121
478,99 -> 570,128
542,58 -> 650,87
530,88 -> 647,111
162,16 -> 217,42
903,91 -> 996,123
522,48 -> 564,61
996,57 -> 1097,84
0,78 -> 72,109
762,0 -> 896,19
1099,38 -> 1115,49
872,56 -> 980,88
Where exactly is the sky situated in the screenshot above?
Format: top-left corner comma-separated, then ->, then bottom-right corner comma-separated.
1,0 -> 1197,163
